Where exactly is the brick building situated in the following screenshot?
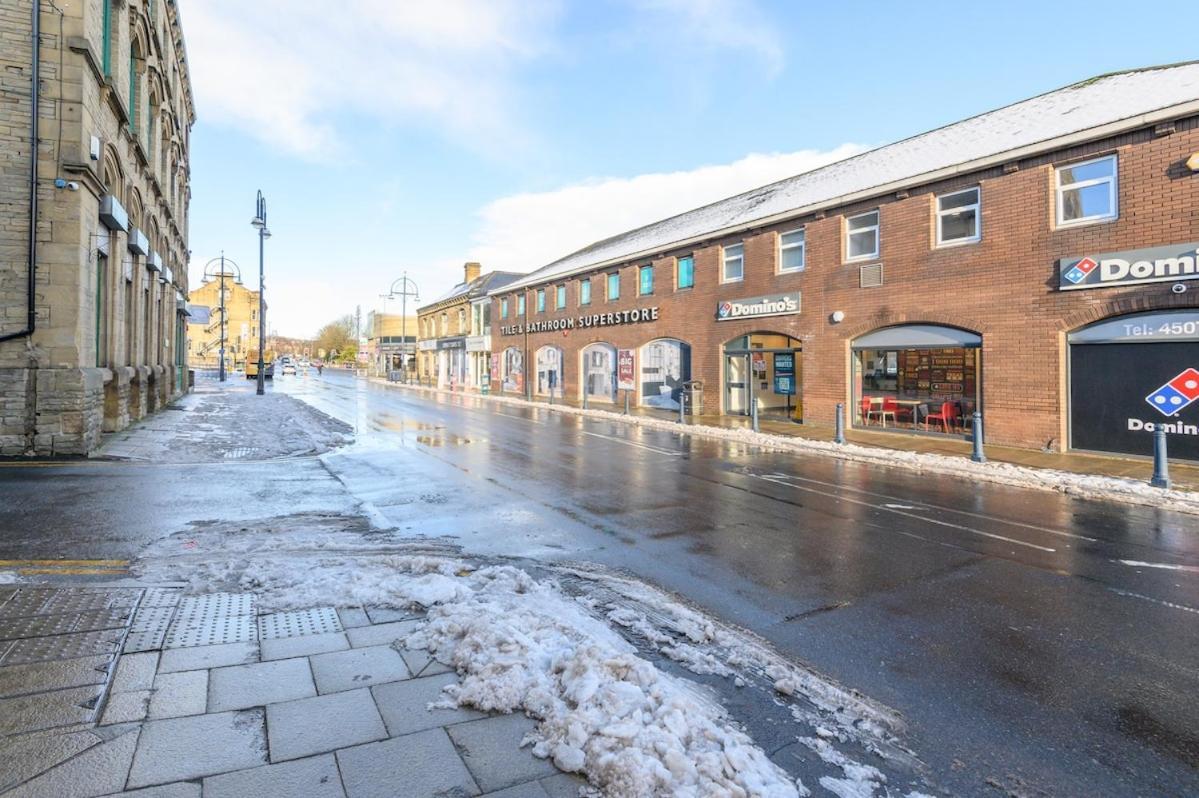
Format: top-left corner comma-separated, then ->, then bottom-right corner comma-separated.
0,0 -> 194,455
489,63 -> 1199,461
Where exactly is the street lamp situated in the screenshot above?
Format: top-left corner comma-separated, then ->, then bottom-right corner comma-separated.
383,272 -> 419,379
251,190 -> 271,396
201,254 -> 242,382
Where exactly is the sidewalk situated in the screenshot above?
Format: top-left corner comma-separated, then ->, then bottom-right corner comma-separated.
0,585 -> 584,798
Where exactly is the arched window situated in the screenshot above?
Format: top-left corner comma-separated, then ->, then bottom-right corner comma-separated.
501,347 -> 523,393
535,346 -> 563,396
581,343 -> 617,402
147,87 -> 160,165
640,339 -> 691,409
128,30 -> 145,139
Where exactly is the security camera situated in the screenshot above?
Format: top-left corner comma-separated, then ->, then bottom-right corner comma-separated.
1173,283 -> 1188,295
65,181 -> 79,191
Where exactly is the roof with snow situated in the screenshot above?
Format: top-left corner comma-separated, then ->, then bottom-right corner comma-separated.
420,270 -> 524,312
498,62 -> 1199,293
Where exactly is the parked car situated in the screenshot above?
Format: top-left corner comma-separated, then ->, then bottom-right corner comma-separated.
281,363 -> 297,375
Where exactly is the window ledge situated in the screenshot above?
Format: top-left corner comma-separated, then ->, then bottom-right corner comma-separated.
1054,215 -> 1119,231
933,238 -> 981,250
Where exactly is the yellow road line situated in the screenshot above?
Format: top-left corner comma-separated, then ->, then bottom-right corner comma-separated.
0,559 -> 128,567
16,567 -> 129,576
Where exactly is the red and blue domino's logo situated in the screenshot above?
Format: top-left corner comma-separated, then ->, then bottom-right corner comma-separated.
718,302 -> 733,318
1063,256 -> 1099,284
1146,368 -> 1199,416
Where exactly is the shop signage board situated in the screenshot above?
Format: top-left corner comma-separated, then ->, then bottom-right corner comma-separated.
774,375 -> 796,395
617,349 -> 636,390
1058,242 -> 1199,291
500,307 -> 660,336
774,352 -> 795,375
716,292 -> 800,321
436,337 -> 466,350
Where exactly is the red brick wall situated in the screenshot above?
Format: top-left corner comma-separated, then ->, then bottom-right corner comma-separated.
489,116 -> 1199,451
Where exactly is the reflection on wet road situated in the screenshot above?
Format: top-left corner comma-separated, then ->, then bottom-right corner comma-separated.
281,371 -> 1199,797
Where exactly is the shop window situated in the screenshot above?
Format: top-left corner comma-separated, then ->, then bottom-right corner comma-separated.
1056,154 -> 1117,227
779,229 -> 805,272
579,278 -> 591,306
556,285 -> 566,309
536,288 -> 546,313
518,294 -> 525,315
677,256 -> 694,289
638,265 -> 654,296
846,211 -> 879,261
535,346 -> 562,395
607,273 -> 620,301
501,298 -> 508,319
640,339 -> 691,410
582,343 -> 617,402
722,243 -> 744,283
936,188 -> 980,246
502,347 -> 523,393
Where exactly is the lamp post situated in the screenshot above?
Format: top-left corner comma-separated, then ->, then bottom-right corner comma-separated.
250,190 -> 271,396
384,272 -> 419,378
201,254 -> 242,381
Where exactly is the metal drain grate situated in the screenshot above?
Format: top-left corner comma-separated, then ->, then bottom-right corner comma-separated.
124,605 -> 177,653
0,606 -> 134,642
0,589 -> 140,620
1,629 -> 125,665
257,607 -> 343,640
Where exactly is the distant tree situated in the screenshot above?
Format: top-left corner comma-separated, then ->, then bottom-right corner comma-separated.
315,316 -> 354,357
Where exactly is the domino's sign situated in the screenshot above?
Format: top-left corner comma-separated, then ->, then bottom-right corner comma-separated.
1059,242 -> 1199,291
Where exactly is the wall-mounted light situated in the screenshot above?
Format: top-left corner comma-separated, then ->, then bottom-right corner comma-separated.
830,310 -> 845,323
1187,152 -> 1199,173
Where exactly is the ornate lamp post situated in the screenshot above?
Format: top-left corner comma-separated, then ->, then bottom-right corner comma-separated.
201,254 -> 242,381
384,272 -> 419,378
250,190 -> 271,396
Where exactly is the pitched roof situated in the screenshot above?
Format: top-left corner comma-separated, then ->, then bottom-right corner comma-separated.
420,270 -> 524,311
498,62 -> 1199,293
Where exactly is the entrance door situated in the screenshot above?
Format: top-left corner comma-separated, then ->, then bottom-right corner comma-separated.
726,354 -> 748,415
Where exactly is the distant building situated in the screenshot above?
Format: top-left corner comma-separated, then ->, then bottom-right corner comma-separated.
417,263 -> 523,391
187,272 -> 265,372
0,0 -> 195,455
364,312 -> 417,377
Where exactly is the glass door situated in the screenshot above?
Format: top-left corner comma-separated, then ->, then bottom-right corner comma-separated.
726,354 -> 748,415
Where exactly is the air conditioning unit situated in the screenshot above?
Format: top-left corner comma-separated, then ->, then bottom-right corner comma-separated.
99,194 -> 129,232
127,227 -> 149,256
859,263 -> 884,288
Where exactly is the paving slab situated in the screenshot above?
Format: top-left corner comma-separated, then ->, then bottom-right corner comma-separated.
148,670 -> 207,720
372,671 -> 484,737
397,646 -> 453,678
0,654 -> 113,699
446,714 -> 560,793
126,709 -> 267,788
112,652 -> 159,692
100,689 -> 151,725
0,683 -> 103,736
158,641 -> 258,673
364,606 -> 420,624
537,773 -> 590,798
208,657 -> 315,712
0,727 -> 102,793
345,620 -> 421,649
336,728 -> 479,798
309,645 -> 410,694
3,727 -> 139,798
202,753 -> 345,798
482,783 -> 551,798
266,688 -> 386,762
336,608 -> 370,628
260,630 -> 348,661
98,783 -> 201,797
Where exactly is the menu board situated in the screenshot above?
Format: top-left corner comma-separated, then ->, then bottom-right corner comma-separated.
897,348 -> 975,400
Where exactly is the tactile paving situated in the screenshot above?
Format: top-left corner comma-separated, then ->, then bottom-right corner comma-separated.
123,605 -> 177,653
174,593 -> 255,622
140,588 -> 183,608
0,629 -> 125,665
0,606 -> 134,642
164,613 -> 255,648
257,607 -> 343,640
0,589 -> 140,620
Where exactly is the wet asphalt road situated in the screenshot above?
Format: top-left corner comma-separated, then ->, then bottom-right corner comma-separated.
2,369 -> 1198,796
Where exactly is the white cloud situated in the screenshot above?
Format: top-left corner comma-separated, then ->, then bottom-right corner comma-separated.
184,0 -> 561,158
627,0 -> 784,74
466,144 -> 865,273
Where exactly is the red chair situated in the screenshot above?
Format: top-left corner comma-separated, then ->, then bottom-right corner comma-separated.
860,396 -> 875,425
884,396 -> 913,426
925,401 -> 956,433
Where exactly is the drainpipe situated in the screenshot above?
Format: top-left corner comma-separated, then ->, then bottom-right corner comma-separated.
1,0 -> 39,344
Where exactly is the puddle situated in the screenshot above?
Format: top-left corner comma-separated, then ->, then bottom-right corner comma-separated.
414,435 -> 473,447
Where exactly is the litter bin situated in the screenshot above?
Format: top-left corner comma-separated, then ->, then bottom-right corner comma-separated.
682,380 -> 703,416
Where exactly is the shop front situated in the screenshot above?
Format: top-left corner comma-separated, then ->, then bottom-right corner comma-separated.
581,343 -> 617,403
466,335 -> 490,391
1068,310 -> 1199,460
640,339 -> 690,410
436,337 -> 467,389
535,345 -> 563,396
852,324 -> 981,435
723,333 -> 802,421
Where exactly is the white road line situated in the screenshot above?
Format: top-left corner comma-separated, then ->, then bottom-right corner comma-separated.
578,430 -> 683,456
1107,588 -> 1199,615
761,471 -> 1097,543
1116,559 -> 1199,573
753,474 -> 1057,553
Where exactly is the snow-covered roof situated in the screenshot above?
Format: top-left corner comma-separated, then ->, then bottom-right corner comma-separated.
499,62 -> 1199,293
421,270 -> 524,311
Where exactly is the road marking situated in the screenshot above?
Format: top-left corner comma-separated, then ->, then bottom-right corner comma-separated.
1115,559 -> 1199,573
578,429 -> 683,456
1107,588 -> 1199,615
753,474 -> 1056,553
0,559 -> 128,567
16,567 -> 128,575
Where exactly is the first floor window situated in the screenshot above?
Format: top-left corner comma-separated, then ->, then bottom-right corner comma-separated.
722,243 -> 744,282
677,255 -> 694,289
518,295 -> 526,315
536,289 -> 546,313
1056,154 -> 1117,227
936,188 -> 980,245
845,210 -> 879,261
607,272 -> 620,300
501,298 -> 509,319
779,229 -> 805,272
579,278 -> 591,305
639,265 -> 654,295
556,285 -> 566,309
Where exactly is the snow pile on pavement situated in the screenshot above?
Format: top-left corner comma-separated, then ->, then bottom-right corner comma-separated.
383,381 -> 1199,516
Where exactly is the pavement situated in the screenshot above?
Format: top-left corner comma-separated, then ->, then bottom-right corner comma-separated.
0,370 -> 1196,797
0,584 -> 584,798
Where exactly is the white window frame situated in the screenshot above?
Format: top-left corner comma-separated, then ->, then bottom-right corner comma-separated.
778,228 -> 806,273
935,187 -> 981,247
638,265 -> 654,296
721,243 -> 744,283
844,211 -> 879,262
556,284 -> 566,309
579,277 -> 591,306
1055,154 -> 1118,228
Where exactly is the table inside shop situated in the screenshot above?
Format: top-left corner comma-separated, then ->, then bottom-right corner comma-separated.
866,396 -> 929,427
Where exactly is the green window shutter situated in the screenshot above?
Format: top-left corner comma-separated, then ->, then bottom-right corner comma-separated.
101,1 -> 112,76
128,55 -> 138,133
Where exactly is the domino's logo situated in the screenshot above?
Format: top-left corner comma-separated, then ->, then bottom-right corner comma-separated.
1146,368 -> 1199,417
1063,256 -> 1099,285
718,302 -> 733,319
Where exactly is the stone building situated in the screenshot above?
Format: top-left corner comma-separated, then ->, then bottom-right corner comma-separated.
364,311 -> 417,377
0,0 -> 195,455
416,263 -> 522,391
187,270 -> 264,372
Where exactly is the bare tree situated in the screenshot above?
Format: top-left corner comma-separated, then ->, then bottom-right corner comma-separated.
315,315 -> 354,359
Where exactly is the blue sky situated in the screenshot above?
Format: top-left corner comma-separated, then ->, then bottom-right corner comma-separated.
183,0 -> 1196,337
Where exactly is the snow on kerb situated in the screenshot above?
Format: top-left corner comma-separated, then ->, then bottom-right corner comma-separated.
376,380 -> 1199,516
496,62 -> 1199,294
